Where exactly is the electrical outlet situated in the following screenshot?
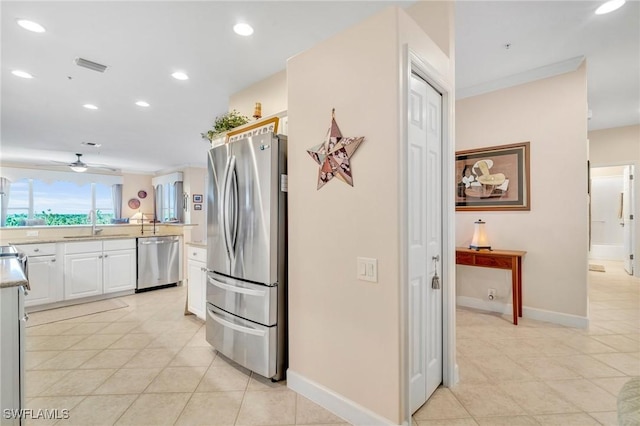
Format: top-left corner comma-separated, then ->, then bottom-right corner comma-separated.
488,288 -> 497,300
26,230 -> 39,237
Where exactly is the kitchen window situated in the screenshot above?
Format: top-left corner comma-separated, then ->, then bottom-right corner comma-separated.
3,179 -> 116,227
152,172 -> 184,223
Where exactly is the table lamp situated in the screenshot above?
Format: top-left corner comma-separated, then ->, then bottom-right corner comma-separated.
469,219 -> 491,251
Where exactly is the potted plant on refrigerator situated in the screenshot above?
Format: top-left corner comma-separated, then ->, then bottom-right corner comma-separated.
201,110 -> 250,143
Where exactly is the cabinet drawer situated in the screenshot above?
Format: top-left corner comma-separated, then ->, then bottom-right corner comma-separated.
207,273 -> 277,326
65,241 -> 102,254
206,304 -> 276,379
474,254 -> 513,269
187,246 -> 207,262
104,239 -> 135,251
455,252 -> 474,265
15,243 -> 56,257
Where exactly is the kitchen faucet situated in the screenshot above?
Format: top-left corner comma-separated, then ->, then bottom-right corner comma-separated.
88,209 -> 103,235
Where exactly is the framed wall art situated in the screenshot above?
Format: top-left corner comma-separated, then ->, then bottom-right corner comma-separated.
194,204 -> 202,211
455,142 -> 530,211
193,194 -> 203,203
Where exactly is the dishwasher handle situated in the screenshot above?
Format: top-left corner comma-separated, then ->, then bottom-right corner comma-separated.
139,240 -> 178,245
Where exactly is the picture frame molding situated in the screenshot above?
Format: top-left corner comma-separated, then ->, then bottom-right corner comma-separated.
455,141 -> 531,211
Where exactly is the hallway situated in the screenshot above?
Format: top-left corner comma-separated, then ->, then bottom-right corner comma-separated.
413,260 -> 639,425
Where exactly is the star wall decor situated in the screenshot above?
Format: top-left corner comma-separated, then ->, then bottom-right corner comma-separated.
307,109 -> 365,190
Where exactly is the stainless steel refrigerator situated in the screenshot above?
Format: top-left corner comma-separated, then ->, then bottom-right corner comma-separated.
206,132 -> 287,381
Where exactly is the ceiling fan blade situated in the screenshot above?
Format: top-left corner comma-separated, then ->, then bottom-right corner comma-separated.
44,154 -> 118,172
88,164 -> 119,172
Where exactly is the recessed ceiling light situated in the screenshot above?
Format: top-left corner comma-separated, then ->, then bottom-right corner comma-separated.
233,23 -> 254,36
11,70 -> 33,79
595,0 -> 626,14
135,101 -> 150,107
171,71 -> 189,80
17,19 -> 46,33
83,104 -> 98,110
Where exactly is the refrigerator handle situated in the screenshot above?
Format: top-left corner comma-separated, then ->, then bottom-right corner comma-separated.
223,156 -> 237,261
230,160 -> 239,253
221,156 -> 232,259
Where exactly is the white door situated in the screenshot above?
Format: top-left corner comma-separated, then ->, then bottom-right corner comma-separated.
623,165 -> 635,275
103,249 -> 137,293
187,259 -> 206,320
409,72 -> 443,413
64,252 -> 102,299
25,255 -> 59,307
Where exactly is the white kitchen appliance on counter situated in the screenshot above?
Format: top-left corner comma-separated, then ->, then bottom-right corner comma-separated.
206,133 -> 287,381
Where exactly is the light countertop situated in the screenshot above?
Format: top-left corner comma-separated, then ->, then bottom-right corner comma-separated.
186,241 -> 207,249
4,233 -> 183,246
0,257 -> 28,289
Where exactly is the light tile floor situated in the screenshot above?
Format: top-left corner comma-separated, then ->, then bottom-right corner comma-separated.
414,259 -> 639,426
24,260 -> 638,425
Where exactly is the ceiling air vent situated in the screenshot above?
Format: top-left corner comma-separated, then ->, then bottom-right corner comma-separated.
74,57 -> 107,73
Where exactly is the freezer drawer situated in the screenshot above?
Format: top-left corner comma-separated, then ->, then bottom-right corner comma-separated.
206,304 -> 276,378
207,272 -> 277,326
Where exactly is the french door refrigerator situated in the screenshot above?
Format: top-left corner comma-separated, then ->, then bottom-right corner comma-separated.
206,132 -> 287,380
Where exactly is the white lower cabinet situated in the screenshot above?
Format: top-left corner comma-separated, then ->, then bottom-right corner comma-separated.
64,239 -> 136,300
25,255 -> 60,306
103,249 -> 136,293
187,246 -> 207,320
64,252 -> 103,300
14,243 -> 63,307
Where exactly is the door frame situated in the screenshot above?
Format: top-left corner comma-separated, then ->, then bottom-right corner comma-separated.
589,161 -> 638,275
400,46 -> 457,424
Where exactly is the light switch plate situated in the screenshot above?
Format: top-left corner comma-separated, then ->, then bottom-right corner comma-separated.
357,257 -> 378,282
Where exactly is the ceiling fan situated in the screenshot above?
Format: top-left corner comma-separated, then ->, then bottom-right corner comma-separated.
52,153 -> 118,173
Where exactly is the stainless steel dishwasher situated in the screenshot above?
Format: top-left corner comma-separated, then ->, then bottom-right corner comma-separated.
137,236 -> 180,292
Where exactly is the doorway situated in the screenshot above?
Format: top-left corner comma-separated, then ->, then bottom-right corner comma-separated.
590,164 -> 635,275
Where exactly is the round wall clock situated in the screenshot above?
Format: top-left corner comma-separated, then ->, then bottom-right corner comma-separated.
137,190 -> 147,199
128,198 -> 140,209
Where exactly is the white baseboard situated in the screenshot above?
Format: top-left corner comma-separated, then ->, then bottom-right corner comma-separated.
287,369 -> 407,426
456,296 -> 589,329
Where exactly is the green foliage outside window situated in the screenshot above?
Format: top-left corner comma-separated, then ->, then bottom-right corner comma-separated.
4,210 -> 113,227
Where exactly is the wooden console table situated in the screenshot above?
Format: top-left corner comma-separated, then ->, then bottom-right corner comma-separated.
455,247 -> 526,325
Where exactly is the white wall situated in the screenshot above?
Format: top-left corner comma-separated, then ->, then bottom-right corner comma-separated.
455,63 -> 589,324
228,70 -> 287,119
121,173 -> 154,219
589,125 -> 640,276
287,5 -> 452,424
182,166 -> 207,243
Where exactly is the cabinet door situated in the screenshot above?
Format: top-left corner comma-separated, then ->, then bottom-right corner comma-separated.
64,253 -> 102,299
103,249 -> 136,293
187,259 -> 206,320
25,256 -> 61,307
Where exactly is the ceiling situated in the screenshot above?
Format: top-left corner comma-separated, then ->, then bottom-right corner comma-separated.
1,1 -> 638,174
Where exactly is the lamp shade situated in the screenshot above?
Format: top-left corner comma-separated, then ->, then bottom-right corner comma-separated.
469,219 -> 491,250
130,211 -> 144,224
